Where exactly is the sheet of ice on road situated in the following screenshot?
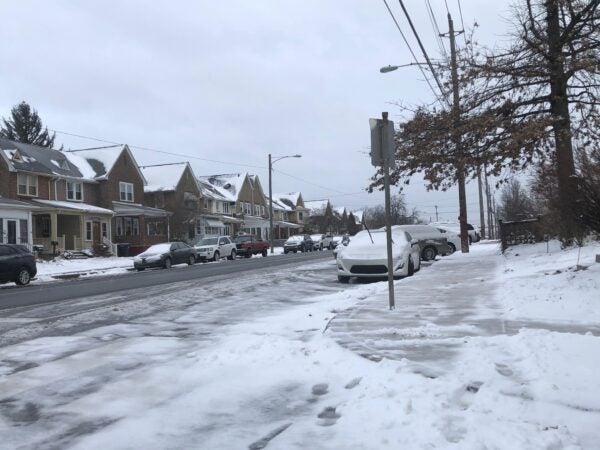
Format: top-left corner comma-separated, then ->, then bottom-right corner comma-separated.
0,241 -> 598,449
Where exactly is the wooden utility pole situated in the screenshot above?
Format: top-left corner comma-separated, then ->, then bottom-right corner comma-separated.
477,165 -> 485,240
445,13 -> 469,252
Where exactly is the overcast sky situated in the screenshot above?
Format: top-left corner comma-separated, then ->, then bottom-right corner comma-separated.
0,0 -> 515,225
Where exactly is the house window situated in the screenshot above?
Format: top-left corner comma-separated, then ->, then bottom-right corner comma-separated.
17,174 -> 38,196
119,182 -> 134,202
147,221 -> 164,236
67,181 -> 83,201
19,219 -> 28,244
116,217 -> 139,236
254,205 -> 261,216
40,216 -> 50,238
116,217 -> 124,236
101,222 -> 108,238
243,202 -> 251,215
203,198 -> 208,209
85,221 -> 92,241
261,206 -> 265,216
216,202 -> 222,213
298,212 -> 304,221
223,202 -> 230,214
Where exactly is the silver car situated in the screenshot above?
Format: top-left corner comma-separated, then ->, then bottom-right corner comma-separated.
194,236 -> 237,261
336,229 -> 420,283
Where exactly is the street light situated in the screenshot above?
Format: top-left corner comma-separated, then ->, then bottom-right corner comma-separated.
380,62 -> 430,73
268,153 -> 302,254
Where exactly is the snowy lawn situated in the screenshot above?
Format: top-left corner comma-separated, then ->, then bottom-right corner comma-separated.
0,241 -> 598,449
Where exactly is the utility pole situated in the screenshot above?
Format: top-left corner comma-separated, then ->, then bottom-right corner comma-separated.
382,112 -> 395,310
444,13 -> 469,252
435,205 -> 439,222
477,165 -> 485,240
484,162 -> 493,239
268,154 -> 274,253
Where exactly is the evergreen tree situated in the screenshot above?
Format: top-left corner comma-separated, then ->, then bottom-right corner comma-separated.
0,101 -> 58,148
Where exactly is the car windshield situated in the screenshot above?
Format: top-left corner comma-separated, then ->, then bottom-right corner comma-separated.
286,236 -> 302,243
197,238 -> 218,246
142,243 -> 171,255
350,230 -> 407,246
233,236 -> 251,243
310,235 -> 321,241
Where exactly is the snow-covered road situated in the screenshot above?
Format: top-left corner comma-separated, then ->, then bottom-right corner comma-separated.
0,241 -> 599,449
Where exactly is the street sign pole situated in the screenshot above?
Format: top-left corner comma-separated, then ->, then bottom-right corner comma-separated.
370,112 -> 395,310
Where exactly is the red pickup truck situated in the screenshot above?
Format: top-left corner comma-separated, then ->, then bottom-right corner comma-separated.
232,235 -> 269,258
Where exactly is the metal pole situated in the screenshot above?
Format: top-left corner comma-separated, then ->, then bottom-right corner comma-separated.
382,112 -> 395,310
268,154 -> 274,254
477,164 -> 485,240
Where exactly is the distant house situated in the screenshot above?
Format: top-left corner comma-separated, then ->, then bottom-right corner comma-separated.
64,145 -> 171,255
305,199 -> 336,233
141,162 -> 201,242
197,173 -> 269,238
270,192 -> 307,239
0,137 -> 114,253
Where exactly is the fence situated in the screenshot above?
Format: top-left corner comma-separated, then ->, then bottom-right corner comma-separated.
498,216 -> 546,252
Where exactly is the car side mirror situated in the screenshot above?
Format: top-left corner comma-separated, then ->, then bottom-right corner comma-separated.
411,239 -> 418,245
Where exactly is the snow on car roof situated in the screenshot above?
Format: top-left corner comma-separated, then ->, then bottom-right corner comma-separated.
142,243 -> 172,254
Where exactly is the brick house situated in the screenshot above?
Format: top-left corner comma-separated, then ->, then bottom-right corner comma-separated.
0,137 -> 114,253
304,199 -> 338,234
196,173 -> 270,238
65,145 -> 170,255
141,162 -> 202,242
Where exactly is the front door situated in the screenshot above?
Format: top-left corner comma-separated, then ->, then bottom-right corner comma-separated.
7,220 -> 17,244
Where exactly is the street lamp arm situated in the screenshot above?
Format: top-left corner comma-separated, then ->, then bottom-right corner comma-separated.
272,154 -> 302,164
380,62 -> 444,73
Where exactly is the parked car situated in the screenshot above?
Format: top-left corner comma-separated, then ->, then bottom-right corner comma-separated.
194,236 -> 237,261
331,234 -> 349,249
283,235 -> 314,253
133,242 -> 197,271
310,234 -> 325,250
332,235 -> 350,259
393,225 -> 452,261
430,221 -> 481,244
232,234 -> 269,258
0,244 -> 37,286
336,228 -> 420,283
433,226 -> 461,254
322,234 -> 335,249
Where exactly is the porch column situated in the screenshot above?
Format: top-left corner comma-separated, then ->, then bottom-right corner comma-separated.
50,212 -> 58,242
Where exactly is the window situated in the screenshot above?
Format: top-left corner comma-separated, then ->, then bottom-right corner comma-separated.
85,221 -> 92,241
101,222 -> 108,238
17,174 -> 38,196
298,212 -> 304,221
203,198 -> 208,209
223,202 -> 230,214
116,217 -> 139,236
254,205 -> 261,216
147,221 -> 164,236
67,181 -> 83,201
243,202 -> 251,214
261,206 -> 265,216
119,182 -> 134,202
216,202 -> 222,213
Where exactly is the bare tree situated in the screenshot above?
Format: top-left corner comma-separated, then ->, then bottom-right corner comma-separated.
497,179 -> 537,221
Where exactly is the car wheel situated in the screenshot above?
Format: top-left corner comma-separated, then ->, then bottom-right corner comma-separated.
468,236 -> 473,245
421,246 -> 437,261
338,275 -> 350,284
213,251 -> 220,262
328,243 -> 333,250
164,257 -> 172,269
188,255 -> 195,266
261,249 -> 267,257
228,249 -> 236,260
448,243 -> 456,254
15,267 -> 31,285
136,267 -> 145,272
293,249 -> 297,253
245,250 -> 252,258
407,257 -> 415,276
320,245 -> 323,251
284,249 -> 289,254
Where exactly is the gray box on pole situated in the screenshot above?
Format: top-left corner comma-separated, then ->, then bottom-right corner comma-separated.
369,117 -> 395,167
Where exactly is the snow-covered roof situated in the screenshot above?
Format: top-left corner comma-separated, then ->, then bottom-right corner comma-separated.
352,210 -> 364,224
65,145 -> 139,181
334,206 -> 346,217
0,137 -> 94,180
141,163 -> 188,192
197,173 -> 247,202
270,197 -> 292,212
32,199 -> 114,215
273,192 -> 304,210
304,199 -> 330,215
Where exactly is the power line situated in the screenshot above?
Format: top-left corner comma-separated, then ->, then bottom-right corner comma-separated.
425,0 -> 449,63
456,0 -> 468,46
380,0 -> 445,105
396,0 -> 448,101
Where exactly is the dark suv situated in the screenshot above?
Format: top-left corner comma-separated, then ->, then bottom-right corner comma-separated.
0,244 -> 37,285
283,235 -> 314,253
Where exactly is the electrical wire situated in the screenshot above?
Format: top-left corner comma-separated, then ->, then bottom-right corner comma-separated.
456,0 -> 468,46
425,0 -> 449,63
380,0 -> 446,105
396,0 -> 448,102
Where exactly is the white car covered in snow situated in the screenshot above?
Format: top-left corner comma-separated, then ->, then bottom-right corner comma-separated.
194,236 -> 237,261
336,228 -> 420,283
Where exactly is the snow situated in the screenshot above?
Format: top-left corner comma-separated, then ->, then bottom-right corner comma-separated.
33,256 -> 135,282
304,199 -> 329,214
64,151 -> 98,180
141,163 -> 187,192
31,199 -> 115,215
197,173 -> 247,202
68,145 -> 126,179
0,240 -> 599,448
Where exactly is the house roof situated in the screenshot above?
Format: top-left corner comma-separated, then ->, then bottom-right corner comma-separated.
334,206 -> 346,217
31,199 -> 114,215
65,144 -> 146,182
141,162 -> 190,192
112,201 -> 171,217
352,210 -> 364,224
197,173 -> 247,202
275,192 -> 302,207
0,196 -> 39,210
0,137 -> 92,180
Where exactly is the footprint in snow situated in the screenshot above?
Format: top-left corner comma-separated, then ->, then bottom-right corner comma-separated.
317,406 -> 341,427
